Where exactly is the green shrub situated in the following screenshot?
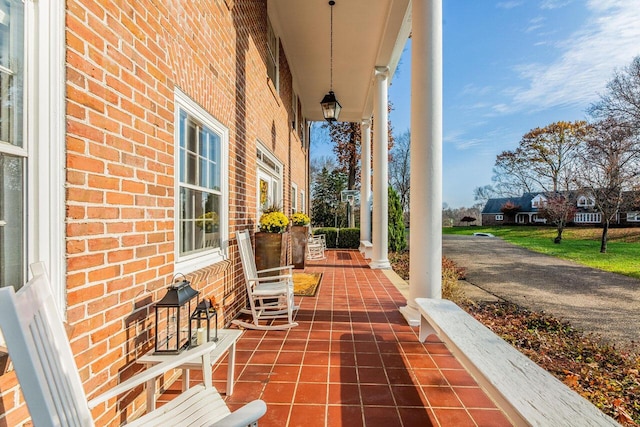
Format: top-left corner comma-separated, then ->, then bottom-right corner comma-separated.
388,186 -> 407,251
313,227 -> 338,248
337,228 -> 360,248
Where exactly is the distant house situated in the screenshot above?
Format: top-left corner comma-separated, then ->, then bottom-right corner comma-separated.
481,193 -> 549,226
482,191 -> 640,226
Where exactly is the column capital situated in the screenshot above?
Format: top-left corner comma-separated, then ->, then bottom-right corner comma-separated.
361,118 -> 372,128
374,66 -> 389,79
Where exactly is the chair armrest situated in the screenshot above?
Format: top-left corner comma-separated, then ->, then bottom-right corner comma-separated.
87,341 -> 217,409
256,265 -> 294,275
210,400 -> 267,427
252,274 -> 292,282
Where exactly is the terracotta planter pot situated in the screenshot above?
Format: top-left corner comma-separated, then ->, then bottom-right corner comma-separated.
254,231 -> 290,273
290,225 -> 310,269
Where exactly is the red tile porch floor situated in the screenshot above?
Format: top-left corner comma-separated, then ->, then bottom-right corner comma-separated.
160,249 -> 513,426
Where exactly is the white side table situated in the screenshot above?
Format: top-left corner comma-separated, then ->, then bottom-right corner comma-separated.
138,329 -> 242,411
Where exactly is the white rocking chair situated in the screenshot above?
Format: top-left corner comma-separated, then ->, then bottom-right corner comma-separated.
0,262 -> 266,427
307,234 -> 326,260
232,230 -> 299,330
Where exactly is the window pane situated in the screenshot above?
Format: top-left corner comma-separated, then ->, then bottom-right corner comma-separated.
180,188 -> 220,256
0,153 -> 24,288
0,0 -> 24,147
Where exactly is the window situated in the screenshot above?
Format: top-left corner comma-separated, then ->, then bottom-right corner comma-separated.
577,196 -> 595,207
291,183 -> 298,213
266,18 -> 279,92
0,0 -> 64,308
300,190 -> 306,214
292,91 -> 298,132
175,90 -> 228,272
0,0 -> 25,289
531,195 -> 547,208
626,212 -> 640,222
574,212 -> 601,223
257,143 -> 282,220
495,214 -> 503,221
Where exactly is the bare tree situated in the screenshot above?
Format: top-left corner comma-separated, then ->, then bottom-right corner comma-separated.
473,184 -> 496,210
576,118 -> 640,253
539,194 -> 577,244
492,149 -> 538,196
589,56 -> 640,129
389,130 -> 410,214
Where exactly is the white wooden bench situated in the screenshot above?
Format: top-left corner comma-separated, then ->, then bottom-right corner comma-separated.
359,240 -> 373,259
0,262 -> 266,426
416,298 -> 619,427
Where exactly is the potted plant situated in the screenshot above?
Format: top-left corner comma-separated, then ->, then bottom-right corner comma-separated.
289,212 -> 311,268
254,207 -> 290,272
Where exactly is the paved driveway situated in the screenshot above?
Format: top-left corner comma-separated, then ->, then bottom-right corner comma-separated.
442,234 -> 640,346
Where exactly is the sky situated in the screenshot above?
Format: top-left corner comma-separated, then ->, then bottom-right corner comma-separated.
312,0 -> 640,208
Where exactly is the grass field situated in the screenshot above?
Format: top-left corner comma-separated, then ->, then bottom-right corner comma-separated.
443,226 -> 640,279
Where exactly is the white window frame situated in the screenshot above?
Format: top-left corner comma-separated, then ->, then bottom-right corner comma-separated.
300,190 -> 306,214
626,212 -> 640,222
174,89 -> 229,274
291,182 -> 298,214
577,195 -> 595,207
266,17 -> 279,92
0,0 -> 65,342
574,212 -> 601,223
531,194 -> 547,208
495,214 -> 503,221
256,143 -> 283,221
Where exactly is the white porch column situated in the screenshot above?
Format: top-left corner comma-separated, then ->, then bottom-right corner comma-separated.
359,118 -> 372,252
370,67 -> 391,269
400,0 -> 443,326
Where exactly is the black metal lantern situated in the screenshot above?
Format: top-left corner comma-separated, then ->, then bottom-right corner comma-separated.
320,1 -> 342,123
190,298 -> 218,345
154,275 -> 199,354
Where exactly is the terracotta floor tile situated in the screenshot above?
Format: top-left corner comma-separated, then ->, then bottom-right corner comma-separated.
294,382 -> 328,404
423,386 -> 464,408
328,383 -> 360,405
327,405 -> 364,427
362,406 -> 402,427
299,365 -> 329,383
454,387 -> 499,409
156,250 -> 513,427
391,384 -> 428,407
262,381 -> 296,404
358,366 -> 389,384
467,409 -> 514,426
360,384 -> 395,406
398,407 -> 438,426
431,408 -> 476,426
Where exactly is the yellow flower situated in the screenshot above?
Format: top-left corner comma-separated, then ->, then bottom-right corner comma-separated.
290,212 -> 310,226
259,211 -> 289,233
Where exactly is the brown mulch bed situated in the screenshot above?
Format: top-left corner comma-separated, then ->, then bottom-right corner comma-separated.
389,251 -> 640,426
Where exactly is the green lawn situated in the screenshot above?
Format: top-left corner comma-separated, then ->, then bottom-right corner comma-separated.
443,226 -> 640,279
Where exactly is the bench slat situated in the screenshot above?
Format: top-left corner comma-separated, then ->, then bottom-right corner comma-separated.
416,298 -> 619,427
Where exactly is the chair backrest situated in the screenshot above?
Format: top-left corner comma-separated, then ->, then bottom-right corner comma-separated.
236,230 -> 258,283
0,263 -> 94,427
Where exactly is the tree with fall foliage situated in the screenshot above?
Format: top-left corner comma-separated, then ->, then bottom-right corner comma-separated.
576,117 -> 640,252
539,193 -> 577,244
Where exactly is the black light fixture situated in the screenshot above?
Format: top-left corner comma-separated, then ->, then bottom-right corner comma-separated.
154,274 -> 199,354
320,0 -> 342,122
190,298 -> 218,345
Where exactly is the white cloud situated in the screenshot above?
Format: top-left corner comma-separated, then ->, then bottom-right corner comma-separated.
497,1 -> 524,9
540,0 -> 573,10
511,0 -> 640,112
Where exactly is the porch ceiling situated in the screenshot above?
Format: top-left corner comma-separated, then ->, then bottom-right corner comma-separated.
268,0 -> 411,123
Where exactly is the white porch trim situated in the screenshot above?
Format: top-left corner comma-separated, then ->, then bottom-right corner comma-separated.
370,67 -> 391,270
359,118 -> 372,255
401,0 -> 443,326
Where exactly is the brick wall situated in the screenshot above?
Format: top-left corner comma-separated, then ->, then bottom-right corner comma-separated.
1,1 -> 307,425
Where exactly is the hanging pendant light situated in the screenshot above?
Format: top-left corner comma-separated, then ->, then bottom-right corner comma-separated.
320,0 -> 342,122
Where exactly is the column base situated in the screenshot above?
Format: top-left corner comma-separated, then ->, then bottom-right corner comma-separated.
399,305 -> 420,327
369,259 -> 391,269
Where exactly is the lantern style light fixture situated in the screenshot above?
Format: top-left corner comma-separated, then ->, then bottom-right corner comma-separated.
154,274 -> 199,354
190,298 -> 218,345
320,0 -> 342,122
